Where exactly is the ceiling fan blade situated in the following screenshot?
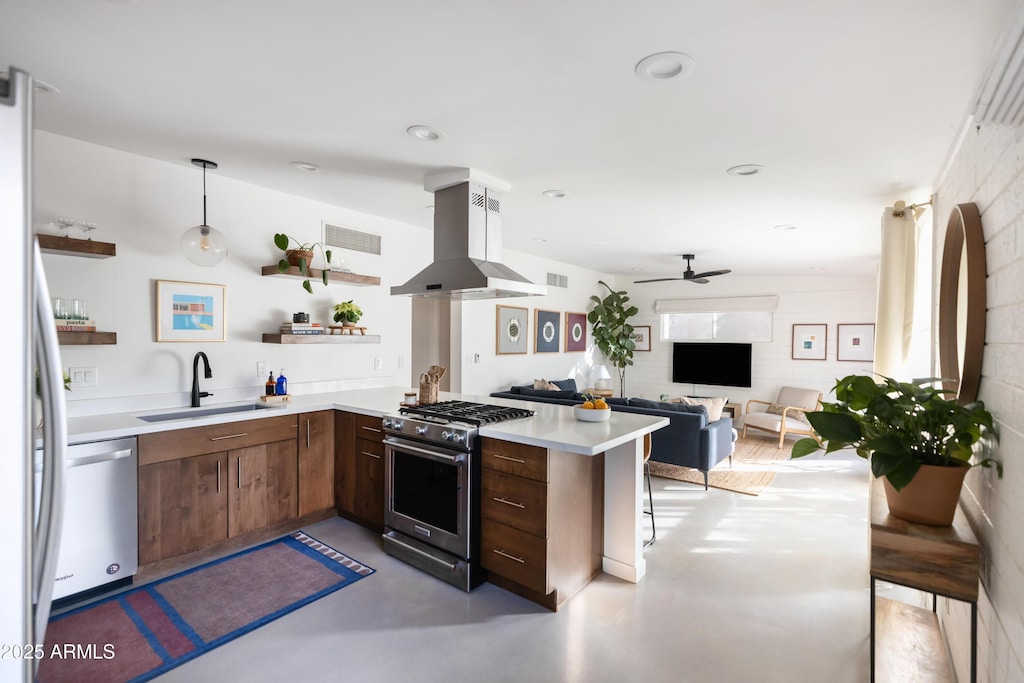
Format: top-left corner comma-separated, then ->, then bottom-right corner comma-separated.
690,269 -> 731,279
633,277 -> 686,283
688,277 -> 710,284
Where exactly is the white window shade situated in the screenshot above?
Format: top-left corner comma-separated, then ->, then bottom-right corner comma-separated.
653,296 -> 779,314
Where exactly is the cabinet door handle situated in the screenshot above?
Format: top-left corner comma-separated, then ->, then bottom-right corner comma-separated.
216,460 -> 221,494
491,453 -> 526,464
362,451 -> 382,460
493,548 -> 525,564
237,456 -> 241,489
493,496 -> 525,509
306,419 -> 311,449
210,432 -> 247,441
361,426 -> 382,434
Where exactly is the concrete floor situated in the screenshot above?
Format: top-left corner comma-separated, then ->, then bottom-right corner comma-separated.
156,442 -> 882,683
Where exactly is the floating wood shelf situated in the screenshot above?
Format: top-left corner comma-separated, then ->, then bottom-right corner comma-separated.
37,234 -> 116,258
260,265 -> 380,287
262,333 -> 381,344
58,331 -> 117,345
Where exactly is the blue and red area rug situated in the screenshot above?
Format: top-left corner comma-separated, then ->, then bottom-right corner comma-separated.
38,531 -> 374,683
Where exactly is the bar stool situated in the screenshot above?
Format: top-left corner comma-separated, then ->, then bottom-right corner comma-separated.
643,433 -> 656,548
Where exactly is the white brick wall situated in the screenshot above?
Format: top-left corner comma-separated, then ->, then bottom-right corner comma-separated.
934,121 -> 1024,683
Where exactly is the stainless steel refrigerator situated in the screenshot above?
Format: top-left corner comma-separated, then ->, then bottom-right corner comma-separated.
1,67 -> 68,682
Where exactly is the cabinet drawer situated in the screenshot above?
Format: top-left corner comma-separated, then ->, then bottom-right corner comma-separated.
356,437 -> 384,460
481,519 -> 547,594
481,438 -> 547,482
354,414 -> 384,441
482,470 -> 546,537
139,415 -> 298,465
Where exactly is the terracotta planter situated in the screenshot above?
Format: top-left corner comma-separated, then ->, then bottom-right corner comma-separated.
882,463 -> 969,526
286,249 -> 314,268
342,321 -> 356,327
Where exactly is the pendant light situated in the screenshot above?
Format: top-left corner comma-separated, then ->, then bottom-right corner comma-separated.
181,158 -> 228,266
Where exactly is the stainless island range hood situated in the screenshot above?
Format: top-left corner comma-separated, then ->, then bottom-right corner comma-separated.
391,171 -> 547,300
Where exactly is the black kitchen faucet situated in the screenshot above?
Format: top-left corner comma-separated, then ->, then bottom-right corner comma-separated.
191,352 -> 213,407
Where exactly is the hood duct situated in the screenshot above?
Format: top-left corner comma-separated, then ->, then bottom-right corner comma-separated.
391,177 -> 547,299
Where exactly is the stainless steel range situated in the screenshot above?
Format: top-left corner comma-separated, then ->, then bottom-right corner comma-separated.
382,401 -> 534,591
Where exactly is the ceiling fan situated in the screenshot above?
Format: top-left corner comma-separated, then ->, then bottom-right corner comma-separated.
634,254 -> 731,284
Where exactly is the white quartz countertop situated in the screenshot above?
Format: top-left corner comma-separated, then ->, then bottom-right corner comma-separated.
61,387 -> 667,456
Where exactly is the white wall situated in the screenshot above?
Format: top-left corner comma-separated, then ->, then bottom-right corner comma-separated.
35,132 -> 430,415
933,121 -> 1024,683
605,274 -> 878,406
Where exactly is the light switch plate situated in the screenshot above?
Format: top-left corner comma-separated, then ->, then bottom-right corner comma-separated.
257,361 -> 269,379
68,366 -> 97,388
373,356 -> 383,370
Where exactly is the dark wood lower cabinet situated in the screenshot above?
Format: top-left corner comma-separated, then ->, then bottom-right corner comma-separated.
298,410 -> 335,516
227,440 -> 298,538
138,451 -> 228,565
334,411 -> 385,531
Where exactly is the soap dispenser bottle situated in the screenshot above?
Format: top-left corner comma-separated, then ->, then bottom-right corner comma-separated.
275,369 -> 287,396
265,372 -> 276,396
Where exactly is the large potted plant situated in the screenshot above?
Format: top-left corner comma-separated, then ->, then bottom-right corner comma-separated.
273,233 -> 333,293
792,375 -> 1000,525
587,280 -> 638,397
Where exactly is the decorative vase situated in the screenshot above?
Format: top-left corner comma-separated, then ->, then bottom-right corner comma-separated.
286,249 -> 314,268
882,463 -> 969,526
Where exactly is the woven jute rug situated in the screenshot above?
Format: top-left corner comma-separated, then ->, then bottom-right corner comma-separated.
648,436 -> 793,496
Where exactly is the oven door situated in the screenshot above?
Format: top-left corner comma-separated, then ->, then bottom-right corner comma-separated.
384,436 -> 470,560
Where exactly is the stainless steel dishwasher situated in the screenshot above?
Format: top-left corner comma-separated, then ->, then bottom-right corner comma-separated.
35,436 -> 138,601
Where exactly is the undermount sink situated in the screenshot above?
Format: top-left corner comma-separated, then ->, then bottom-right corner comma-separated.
136,403 -> 276,423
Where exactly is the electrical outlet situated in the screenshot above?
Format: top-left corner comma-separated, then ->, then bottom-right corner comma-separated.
397,356 -> 405,368
68,366 -> 97,388
373,356 -> 383,370
257,361 -> 269,379
474,353 -> 480,363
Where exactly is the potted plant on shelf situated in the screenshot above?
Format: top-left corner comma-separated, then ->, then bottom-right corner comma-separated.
333,300 -> 363,327
587,280 -> 638,397
273,233 -> 333,293
792,374 -> 1001,525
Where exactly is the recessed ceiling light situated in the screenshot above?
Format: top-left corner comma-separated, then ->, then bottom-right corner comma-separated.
290,161 -> 320,172
726,164 -> 764,176
632,267 -> 645,271
542,190 -> 566,198
0,71 -> 59,94
406,125 -> 446,141
773,224 -> 797,231
533,238 -> 548,243
634,51 -> 696,82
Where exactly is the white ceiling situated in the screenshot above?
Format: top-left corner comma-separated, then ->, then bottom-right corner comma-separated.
2,0 -> 1015,281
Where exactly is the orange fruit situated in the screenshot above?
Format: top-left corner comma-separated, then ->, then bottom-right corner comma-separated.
594,399 -> 608,410
582,401 -> 595,409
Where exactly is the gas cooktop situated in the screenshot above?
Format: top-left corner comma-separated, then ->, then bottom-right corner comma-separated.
398,400 -> 535,426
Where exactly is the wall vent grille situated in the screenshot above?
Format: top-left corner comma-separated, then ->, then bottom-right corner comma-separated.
547,272 -> 568,288
323,223 -> 381,255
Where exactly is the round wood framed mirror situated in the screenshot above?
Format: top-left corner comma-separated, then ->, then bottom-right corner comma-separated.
938,202 -> 986,404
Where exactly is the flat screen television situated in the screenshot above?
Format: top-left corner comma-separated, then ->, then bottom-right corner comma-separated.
672,342 -> 752,388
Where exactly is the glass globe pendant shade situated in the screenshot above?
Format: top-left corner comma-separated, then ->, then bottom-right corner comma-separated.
181,224 -> 228,266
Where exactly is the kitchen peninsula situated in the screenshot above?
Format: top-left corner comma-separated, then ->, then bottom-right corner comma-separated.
64,387 -> 668,600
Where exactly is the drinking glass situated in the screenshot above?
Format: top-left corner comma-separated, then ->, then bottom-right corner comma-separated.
52,297 -> 68,319
70,299 -> 87,321
78,221 -> 97,240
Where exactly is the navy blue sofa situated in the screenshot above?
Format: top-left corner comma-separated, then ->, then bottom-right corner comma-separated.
490,385 -> 734,489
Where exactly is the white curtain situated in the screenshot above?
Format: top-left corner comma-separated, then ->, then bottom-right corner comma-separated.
874,206 -> 920,379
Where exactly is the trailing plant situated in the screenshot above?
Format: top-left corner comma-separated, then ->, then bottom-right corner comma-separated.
273,233 -> 333,293
333,300 -> 363,325
587,280 -> 638,397
792,374 -> 1001,491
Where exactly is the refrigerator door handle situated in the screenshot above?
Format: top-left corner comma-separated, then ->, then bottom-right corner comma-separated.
31,241 -> 66,644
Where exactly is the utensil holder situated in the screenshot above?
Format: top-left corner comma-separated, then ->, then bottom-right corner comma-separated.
419,379 -> 438,405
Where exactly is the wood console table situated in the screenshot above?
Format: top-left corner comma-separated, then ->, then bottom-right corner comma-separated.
869,476 -> 979,682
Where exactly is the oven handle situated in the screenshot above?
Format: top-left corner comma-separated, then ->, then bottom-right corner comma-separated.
383,437 -> 465,464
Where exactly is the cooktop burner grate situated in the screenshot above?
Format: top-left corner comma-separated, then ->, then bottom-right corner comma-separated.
399,400 -> 535,426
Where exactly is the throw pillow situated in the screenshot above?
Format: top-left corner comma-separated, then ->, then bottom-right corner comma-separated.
551,378 -> 578,393
664,402 -> 708,417
678,396 -> 727,422
766,402 -> 809,424
533,379 -> 560,390
627,398 -> 662,410
519,387 -> 576,400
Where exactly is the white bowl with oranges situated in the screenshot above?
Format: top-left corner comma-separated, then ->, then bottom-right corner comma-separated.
574,397 -> 611,422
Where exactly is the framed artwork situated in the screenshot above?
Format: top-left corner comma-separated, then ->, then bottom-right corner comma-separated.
565,312 -> 587,352
630,325 -> 651,352
791,323 -> 826,360
156,280 -> 226,342
837,323 -> 875,361
496,304 -> 529,354
534,309 -> 561,353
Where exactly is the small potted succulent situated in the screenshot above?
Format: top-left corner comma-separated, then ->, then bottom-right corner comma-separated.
273,233 -> 332,293
792,374 -> 1001,525
333,300 -> 363,327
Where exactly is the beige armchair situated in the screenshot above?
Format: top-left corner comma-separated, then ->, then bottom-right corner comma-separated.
742,386 -> 823,448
